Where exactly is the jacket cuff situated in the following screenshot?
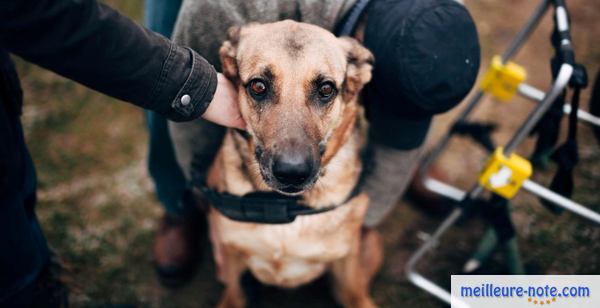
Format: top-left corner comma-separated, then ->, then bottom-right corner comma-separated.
152,44 -> 218,122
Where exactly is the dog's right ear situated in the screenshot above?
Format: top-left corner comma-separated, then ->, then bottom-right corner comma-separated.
338,37 -> 374,102
219,26 -> 241,82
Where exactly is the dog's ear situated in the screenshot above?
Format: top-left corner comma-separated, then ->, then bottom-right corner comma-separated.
338,37 -> 374,101
219,26 -> 241,82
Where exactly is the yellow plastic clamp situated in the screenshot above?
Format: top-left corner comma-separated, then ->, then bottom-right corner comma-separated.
480,55 -> 527,102
479,147 -> 532,199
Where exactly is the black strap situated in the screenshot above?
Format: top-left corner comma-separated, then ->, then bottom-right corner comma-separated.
451,121 -> 497,153
540,64 -> 587,214
589,70 -> 600,144
530,87 -> 564,167
193,178 -> 361,224
234,128 -> 251,140
530,1 -> 575,167
336,0 -> 371,36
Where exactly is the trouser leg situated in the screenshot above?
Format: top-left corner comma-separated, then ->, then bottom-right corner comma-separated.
145,110 -> 197,216
144,0 -> 182,37
361,139 -> 427,228
168,118 -> 225,183
143,0 -> 188,216
1,150 -> 49,305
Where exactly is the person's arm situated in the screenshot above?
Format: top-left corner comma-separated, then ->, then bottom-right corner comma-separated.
0,0 -> 219,122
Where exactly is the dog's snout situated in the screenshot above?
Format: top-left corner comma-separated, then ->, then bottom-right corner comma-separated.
271,151 -> 314,187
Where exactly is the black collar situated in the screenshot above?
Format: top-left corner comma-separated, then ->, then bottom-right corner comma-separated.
197,129 -> 364,224
192,177 -> 361,224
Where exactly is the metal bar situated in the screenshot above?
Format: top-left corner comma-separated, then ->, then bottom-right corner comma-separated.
418,0 -> 551,177
410,64 -> 577,300
407,2 -> 574,305
522,180 -> 600,224
405,208 -> 464,305
518,83 -> 600,127
518,83 -> 546,101
501,0 -> 552,62
424,177 -> 600,225
423,178 -> 466,202
563,104 -> 600,127
504,64 -> 574,154
408,272 -> 471,308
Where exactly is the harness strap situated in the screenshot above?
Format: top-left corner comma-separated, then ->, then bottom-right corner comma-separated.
336,0 -> 371,36
193,176 -> 361,224
530,2 -> 575,167
451,121 -> 497,153
590,70 -> 600,144
234,128 -> 251,140
540,64 -> 587,214
530,58 -> 566,168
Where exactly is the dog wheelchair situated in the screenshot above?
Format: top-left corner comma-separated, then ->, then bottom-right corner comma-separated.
405,0 -> 600,306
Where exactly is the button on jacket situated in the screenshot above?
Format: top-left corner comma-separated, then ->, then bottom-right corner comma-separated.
0,0 -> 217,302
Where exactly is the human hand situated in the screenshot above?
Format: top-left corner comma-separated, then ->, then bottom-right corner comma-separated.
202,73 -> 245,130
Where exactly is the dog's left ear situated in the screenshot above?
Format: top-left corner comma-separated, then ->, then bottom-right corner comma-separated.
338,37 -> 374,101
219,26 -> 242,82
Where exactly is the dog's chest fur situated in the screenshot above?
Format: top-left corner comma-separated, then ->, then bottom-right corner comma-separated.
207,127 -> 366,288
209,196 -> 366,287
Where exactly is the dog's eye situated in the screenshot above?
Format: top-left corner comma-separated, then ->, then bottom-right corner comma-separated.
248,79 -> 268,98
318,82 -> 336,100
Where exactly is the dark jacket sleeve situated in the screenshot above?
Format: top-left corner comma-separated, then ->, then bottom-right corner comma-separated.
0,0 -> 217,122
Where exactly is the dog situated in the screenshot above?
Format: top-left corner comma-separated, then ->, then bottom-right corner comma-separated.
205,20 -> 383,308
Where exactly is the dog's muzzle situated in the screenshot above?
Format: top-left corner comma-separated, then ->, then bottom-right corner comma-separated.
265,141 -> 320,194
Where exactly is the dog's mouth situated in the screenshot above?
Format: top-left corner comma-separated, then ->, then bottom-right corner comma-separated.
274,176 -> 319,195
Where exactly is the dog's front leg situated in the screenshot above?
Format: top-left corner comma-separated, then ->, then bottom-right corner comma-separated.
216,245 -> 247,308
331,228 -> 381,308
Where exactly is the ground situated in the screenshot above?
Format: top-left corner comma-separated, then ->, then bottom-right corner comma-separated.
14,0 -> 600,307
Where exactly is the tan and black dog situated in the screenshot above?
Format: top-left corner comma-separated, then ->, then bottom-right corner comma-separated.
206,20 -> 383,308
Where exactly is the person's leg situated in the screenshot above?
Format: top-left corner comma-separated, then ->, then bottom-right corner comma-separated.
144,0 -> 182,38
144,0 -> 188,217
1,127 -> 66,307
144,110 -> 194,217
1,186 -> 46,307
143,0 -> 206,287
167,118 -> 225,183
361,139 -> 426,228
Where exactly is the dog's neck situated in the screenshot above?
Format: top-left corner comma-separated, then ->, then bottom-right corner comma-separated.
210,103 -> 365,209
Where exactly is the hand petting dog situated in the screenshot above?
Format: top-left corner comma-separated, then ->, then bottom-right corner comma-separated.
203,73 -> 246,130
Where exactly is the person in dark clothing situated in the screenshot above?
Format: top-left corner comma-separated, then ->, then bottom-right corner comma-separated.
154,0 -> 480,286
0,0 -> 243,305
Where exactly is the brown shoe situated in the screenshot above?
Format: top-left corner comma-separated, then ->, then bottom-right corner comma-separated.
152,212 -> 205,288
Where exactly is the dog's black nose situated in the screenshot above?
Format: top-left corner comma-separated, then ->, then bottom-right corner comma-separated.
272,152 -> 313,186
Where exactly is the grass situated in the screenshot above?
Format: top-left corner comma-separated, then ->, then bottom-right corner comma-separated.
14,0 -> 600,307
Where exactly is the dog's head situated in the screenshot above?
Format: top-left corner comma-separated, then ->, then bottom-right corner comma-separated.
220,20 -> 373,195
